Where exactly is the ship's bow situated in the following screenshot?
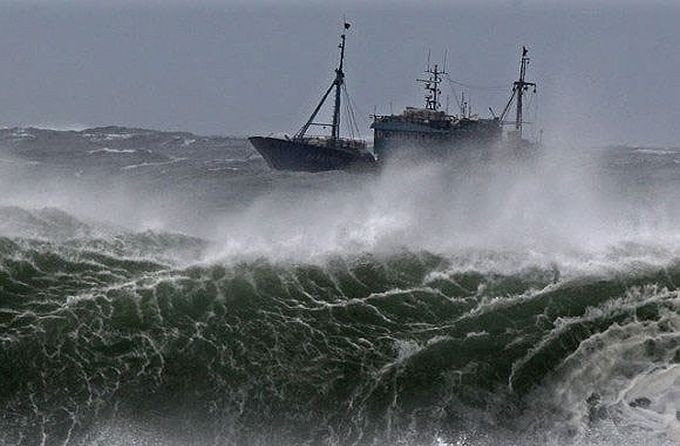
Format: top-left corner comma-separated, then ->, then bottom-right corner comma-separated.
248,136 -> 286,170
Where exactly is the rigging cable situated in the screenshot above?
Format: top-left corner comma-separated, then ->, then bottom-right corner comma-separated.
342,88 -> 352,138
445,73 -> 512,117
444,76 -> 463,114
348,86 -> 363,138
444,74 -> 507,91
523,88 -> 538,140
342,84 -> 362,139
341,86 -> 354,139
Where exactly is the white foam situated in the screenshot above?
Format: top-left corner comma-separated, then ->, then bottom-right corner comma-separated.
522,286 -> 680,442
87,148 -> 137,154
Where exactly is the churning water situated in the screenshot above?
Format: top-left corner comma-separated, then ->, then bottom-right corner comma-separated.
1,127 -> 680,445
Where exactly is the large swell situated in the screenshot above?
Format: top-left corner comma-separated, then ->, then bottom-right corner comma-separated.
1,209 -> 679,445
2,128 -> 680,445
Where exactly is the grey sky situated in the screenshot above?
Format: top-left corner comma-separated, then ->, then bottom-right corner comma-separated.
0,0 -> 679,146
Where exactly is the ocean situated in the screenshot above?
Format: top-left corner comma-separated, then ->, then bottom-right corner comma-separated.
1,126 -> 679,445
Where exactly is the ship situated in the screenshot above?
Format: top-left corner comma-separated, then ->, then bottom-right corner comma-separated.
248,23 -> 375,172
371,47 -> 538,161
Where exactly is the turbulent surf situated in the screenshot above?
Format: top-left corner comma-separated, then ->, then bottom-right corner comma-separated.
1,127 -> 680,445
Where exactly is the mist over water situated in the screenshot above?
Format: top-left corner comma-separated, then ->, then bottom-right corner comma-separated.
2,127 -> 680,445
211,141 -> 680,274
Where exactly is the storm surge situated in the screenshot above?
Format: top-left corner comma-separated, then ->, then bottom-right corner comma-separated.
2,130 -> 680,445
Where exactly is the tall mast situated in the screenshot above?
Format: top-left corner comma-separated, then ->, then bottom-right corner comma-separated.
295,22 -> 351,141
332,22 -> 350,142
417,63 -> 446,111
513,46 -> 536,138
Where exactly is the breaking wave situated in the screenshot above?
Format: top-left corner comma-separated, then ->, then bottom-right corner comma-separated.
3,131 -> 680,445
1,206 -> 679,445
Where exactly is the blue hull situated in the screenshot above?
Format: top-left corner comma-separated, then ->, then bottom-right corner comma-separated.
249,137 -> 375,172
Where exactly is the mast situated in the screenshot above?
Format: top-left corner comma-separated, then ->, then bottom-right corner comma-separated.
512,46 -> 536,138
417,63 -> 446,111
295,23 -> 351,141
331,22 -> 350,142
499,46 -> 537,137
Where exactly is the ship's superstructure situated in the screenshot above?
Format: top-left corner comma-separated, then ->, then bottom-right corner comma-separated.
248,23 -> 375,172
371,47 -> 538,160
371,61 -> 501,161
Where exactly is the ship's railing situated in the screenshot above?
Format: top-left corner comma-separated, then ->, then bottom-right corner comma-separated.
372,114 -> 454,131
298,135 -> 367,151
372,112 -> 456,126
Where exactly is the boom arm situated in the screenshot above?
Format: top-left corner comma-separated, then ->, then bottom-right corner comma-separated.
295,82 -> 336,139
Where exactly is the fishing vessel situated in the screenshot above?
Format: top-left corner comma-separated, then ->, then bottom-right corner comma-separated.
248,23 -> 375,172
250,27 -> 538,172
371,47 -> 538,160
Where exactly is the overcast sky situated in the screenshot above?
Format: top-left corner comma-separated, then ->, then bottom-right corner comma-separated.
0,0 -> 679,146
